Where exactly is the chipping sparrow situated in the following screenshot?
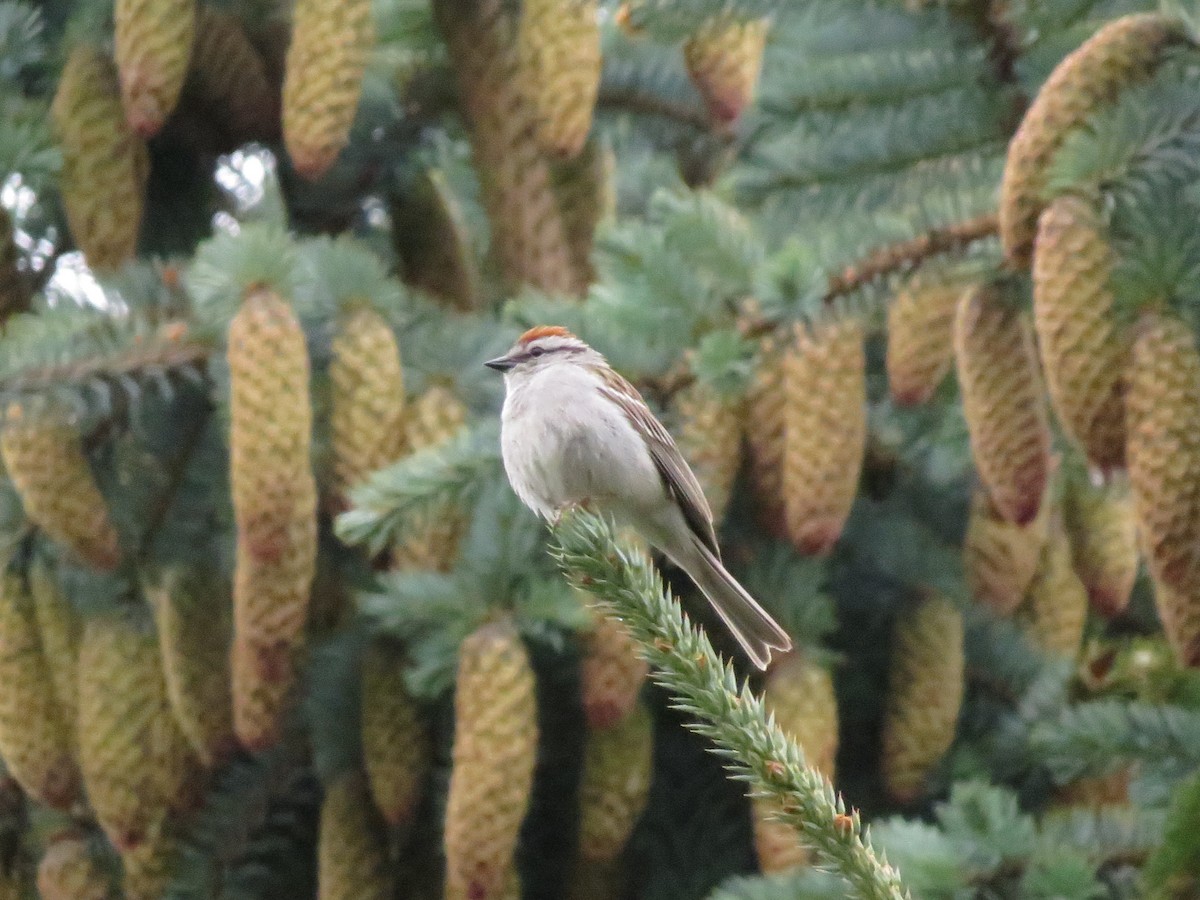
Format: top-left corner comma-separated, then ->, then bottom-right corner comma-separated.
487,325 -> 791,669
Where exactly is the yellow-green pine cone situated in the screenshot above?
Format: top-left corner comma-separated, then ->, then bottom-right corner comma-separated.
781,317 -> 866,556
754,651 -> 838,873
683,15 -> 769,125
318,771 -> 394,900
0,209 -> 29,324
282,0 -> 374,180
37,833 -> 116,900
360,638 -> 429,827
1149,578 -> 1200,670
954,282 -> 1052,526
518,0 -> 601,159
999,14 -> 1187,267
1018,524 -> 1089,659
28,559 -> 80,740
51,45 -> 148,272
228,287 -> 317,752
1032,196 -> 1127,472
0,572 -> 79,810
186,6 -> 279,144
744,339 -> 788,538
147,571 -> 235,768
577,702 -> 653,864
580,611 -> 648,731
119,825 -> 178,900
444,620 -> 538,900
330,304 -> 406,512
1063,472 -> 1138,618
391,385 -> 467,572
79,614 -> 199,852
880,592 -> 964,804
436,0 -> 576,295
114,0 -> 195,137
886,273 -> 968,407
964,487 -> 1047,616
673,380 -> 743,526
1,414 -> 121,571
550,139 -> 616,293
1126,314 -> 1200,598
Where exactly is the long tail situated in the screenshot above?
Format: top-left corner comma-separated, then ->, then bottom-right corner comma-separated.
682,535 -> 792,670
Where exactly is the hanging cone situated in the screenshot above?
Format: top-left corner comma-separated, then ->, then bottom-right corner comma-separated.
185,6 -> 279,145
37,832 -> 116,900
673,379 -> 743,526
360,638 -> 429,827
28,559 -> 80,744
114,0 -> 195,136
317,771 -> 394,900
119,824 -> 179,900
683,15 -> 769,125
580,609 -> 648,731
886,272 -> 969,407
744,339 -> 788,537
577,701 -> 653,865
963,487 -> 1048,616
1018,523 -> 1089,659
550,138 -> 616,294
1062,471 -> 1138,619
391,168 -> 482,310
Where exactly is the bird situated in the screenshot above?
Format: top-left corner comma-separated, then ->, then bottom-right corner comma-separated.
486,325 -> 791,669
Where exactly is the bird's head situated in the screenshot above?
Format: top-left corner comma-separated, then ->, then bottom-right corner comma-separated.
485,325 -> 597,374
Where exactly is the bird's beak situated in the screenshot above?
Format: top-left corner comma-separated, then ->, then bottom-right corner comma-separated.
485,355 -> 515,372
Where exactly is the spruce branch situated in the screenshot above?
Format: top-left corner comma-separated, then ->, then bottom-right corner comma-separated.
551,509 -> 910,900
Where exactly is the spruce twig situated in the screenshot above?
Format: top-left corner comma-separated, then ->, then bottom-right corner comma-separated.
551,509 -> 910,900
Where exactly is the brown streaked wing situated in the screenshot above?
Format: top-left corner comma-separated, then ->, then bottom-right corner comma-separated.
593,365 -> 720,555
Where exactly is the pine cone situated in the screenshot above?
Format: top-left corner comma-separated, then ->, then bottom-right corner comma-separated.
886,272 -> 968,406
37,833 -> 115,900
954,281 -> 1052,526
0,572 -> 79,810
119,825 -> 178,900
318,771 -> 394,900
114,0 -> 195,136
436,0 -> 575,295
963,487 -> 1047,615
185,6 -> 278,145
28,559 -> 80,744
754,651 -> 838,873
577,702 -> 653,864
1149,579 -> 1200,670
51,45 -> 147,272
1063,471 -> 1138,618
444,620 -> 538,900
580,610 -> 648,730
0,209 -> 28,323
391,168 -> 482,310
673,379 -> 743,526
781,317 -> 866,556
282,0 -> 374,179
147,570 -> 236,768
744,340 -> 788,537
391,385 -> 467,572
1018,524 -> 1089,659
1126,314 -> 1200,595
228,287 -> 317,752
880,592 -> 964,804
1032,196 -> 1127,471
683,15 -> 769,125
330,304 -> 406,511
361,638 -> 429,827
1,414 -> 121,570
518,0 -> 601,159
999,13 -> 1186,266
550,139 -> 616,293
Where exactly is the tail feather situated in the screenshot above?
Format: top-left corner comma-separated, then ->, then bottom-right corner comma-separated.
684,536 -> 792,669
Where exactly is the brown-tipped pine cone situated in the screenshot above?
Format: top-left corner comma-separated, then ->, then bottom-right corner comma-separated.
518,0 -> 601,159
745,339 -> 788,537
1126,314 -> 1200,595
186,6 -> 279,145
282,0 -> 374,179
147,570 -> 235,768
28,559 -> 80,740
0,209 -> 29,323
683,15 -> 769,125
1018,524 -> 1089,659
51,45 -> 147,271
330,304 -> 406,511
781,318 -> 866,556
318,771 -> 394,900
37,833 -> 115,900
999,13 -> 1187,266
114,0 -> 195,136
1,415 -> 121,570
954,282 -> 1052,526
444,620 -> 538,900
391,384 -> 467,572
580,609 -> 648,730
78,614 -> 198,852
673,380 -> 743,526
577,701 -> 653,864
436,0 -> 575,295
754,651 -> 838,873
886,273 -> 969,406
0,572 -> 79,810
1033,196 -> 1127,471
361,638 -> 429,827
1063,472 -> 1138,618
881,592 -> 964,804
550,139 -> 616,294
964,487 -> 1048,615
228,287 -> 317,752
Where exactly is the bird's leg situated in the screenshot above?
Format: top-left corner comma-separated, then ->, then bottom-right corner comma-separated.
551,498 -> 593,526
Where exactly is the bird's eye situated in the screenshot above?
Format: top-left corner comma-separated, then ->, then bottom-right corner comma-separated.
529,347 -> 545,358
